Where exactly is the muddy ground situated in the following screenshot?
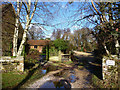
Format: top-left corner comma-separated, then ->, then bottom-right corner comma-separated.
27,51 -> 96,88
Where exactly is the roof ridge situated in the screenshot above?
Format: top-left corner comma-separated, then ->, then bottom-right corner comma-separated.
27,40 -> 50,46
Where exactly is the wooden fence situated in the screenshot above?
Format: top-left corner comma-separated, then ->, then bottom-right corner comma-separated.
61,54 -> 71,62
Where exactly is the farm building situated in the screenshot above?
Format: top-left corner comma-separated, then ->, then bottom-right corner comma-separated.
27,40 -> 50,53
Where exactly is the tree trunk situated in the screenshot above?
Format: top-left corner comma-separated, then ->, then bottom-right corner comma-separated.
17,23 -> 29,56
115,40 -> 120,58
13,0 -> 19,56
17,0 -> 38,56
104,45 -> 110,56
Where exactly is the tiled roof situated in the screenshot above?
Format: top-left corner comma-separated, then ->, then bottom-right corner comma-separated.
27,40 -> 50,46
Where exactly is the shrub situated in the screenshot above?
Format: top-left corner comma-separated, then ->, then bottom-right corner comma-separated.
53,39 -> 69,51
25,49 -> 41,64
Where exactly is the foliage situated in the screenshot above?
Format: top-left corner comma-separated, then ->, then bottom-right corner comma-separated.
53,39 -> 69,51
10,56 -> 17,58
8,42 -> 13,56
93,23 -> 119,55
49,46 -> 58,56
91,56 -> 119,88
90,2 -> 120,56
51,27 -> 97,52
72,28 -> 97,51
67,2 -> 120,55
25,49 -> 41,64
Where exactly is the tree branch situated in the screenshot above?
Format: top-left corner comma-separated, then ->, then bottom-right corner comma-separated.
29,0 -> 38,24
22,2 -> 28,14
91,0 -> 104,23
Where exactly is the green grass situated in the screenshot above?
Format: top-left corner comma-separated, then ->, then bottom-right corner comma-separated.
92,74 -> 118,88
2,71 -> 27,88
2,65 -> 44,89
10,56 -> 17,58
2,62 -> 62,89
92,75 -> 103,88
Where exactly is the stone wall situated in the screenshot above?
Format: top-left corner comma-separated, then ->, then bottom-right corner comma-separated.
102,55 -> 119,87
0,56 -> 24,72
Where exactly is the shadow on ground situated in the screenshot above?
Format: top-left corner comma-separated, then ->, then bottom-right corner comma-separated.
72,52 -> 103,80
13,61 -> 48,89
39,79 -> 71,88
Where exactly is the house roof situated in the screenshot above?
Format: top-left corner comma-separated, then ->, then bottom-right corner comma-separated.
27,40 -> 50,46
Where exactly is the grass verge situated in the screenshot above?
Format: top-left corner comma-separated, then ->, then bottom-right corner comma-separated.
2,71 -> 27,88
92,74 -> 118,88
2,65 -> 44,89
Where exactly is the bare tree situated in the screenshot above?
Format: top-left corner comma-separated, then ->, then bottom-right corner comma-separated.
51,28 -> 71,40
69,28 -> 96,51
67,1 -> 119,56
15,1 -> 57,56
13,0 -> 21,56
17,0 -> 38,56
27,25 -> 45,40
51,29 -> 62,40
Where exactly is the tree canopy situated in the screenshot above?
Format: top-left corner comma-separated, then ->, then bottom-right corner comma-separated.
53,39 -> 69,51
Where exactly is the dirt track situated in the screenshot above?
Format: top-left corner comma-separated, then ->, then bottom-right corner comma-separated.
27,51 -> 94,88
73,51 -> 93,56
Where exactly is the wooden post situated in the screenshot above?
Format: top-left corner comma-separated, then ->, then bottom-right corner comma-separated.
46,45 -> 49,61
69,51 -> 71,61
46,46 -> 47,60
0,62 -> 3,70
102,57 -> 106,80
59,50 -> 61,62
16,56 -> 24,72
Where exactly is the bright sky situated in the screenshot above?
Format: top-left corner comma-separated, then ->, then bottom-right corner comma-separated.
12,1 -> 96,38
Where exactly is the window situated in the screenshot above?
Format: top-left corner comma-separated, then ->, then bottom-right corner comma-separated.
34,45 -> 37,49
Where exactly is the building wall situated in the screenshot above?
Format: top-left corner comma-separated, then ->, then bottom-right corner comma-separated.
38,46 -> 43,52
30,45 -> 44,53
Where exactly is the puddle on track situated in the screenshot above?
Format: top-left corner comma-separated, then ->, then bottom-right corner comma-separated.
69,74 -> 76,83
41,69 -> 47,74
39,81 -> 65,88
39,63 -> 77,88
40,64 -> 59,75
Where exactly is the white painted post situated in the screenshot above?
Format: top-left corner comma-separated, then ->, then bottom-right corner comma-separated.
102,57 -> 106,80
